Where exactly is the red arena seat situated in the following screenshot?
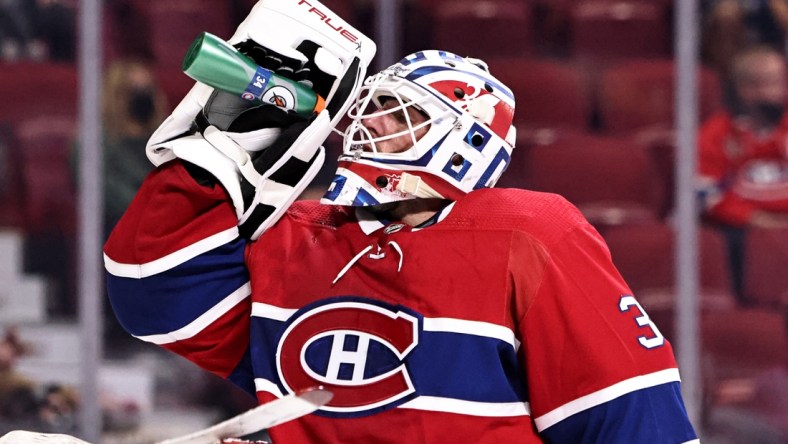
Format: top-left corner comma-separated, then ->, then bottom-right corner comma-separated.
744,227 -> 788,308
597,59 -> 723,134
16,116 -> 77,235
486,57 -> 593,130
0,62 -> 77,125
134,0 -> 233,68
512,132 -> 662,227
431,0 -> 533,58
569,0 -> 672,61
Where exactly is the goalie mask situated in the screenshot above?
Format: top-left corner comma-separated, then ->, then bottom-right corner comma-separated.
321,50 -> 516,207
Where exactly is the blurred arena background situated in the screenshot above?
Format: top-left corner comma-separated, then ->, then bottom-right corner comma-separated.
0,0 -> 786,442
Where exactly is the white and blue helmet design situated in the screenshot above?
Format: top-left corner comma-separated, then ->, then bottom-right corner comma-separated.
321,50 -> 517,207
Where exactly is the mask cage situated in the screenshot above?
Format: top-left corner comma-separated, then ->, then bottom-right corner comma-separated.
341,72 -> 454,162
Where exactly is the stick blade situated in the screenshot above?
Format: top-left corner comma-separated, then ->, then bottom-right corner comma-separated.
157,387 -> 332,444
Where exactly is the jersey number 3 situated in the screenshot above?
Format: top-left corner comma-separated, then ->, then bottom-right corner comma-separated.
619,295 -> 665,349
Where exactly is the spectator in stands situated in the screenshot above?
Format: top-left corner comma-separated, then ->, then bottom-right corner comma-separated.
35,0 -> 76,61
37,384 -> 79,433
702,0 -> 788,89
0,0 -> 76,61
0,0 -> 45,60
101,58 -> 168,237
0,328 -> 37,433
697,45 -> 788,304
0,328 -> 82,435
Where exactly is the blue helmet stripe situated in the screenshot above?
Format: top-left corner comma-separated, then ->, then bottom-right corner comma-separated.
405,66 -> 514,101
353,188 -> 380,206
474,147 -> 511,190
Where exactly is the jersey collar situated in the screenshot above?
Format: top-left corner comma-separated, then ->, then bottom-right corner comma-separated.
355,201 -> 456,235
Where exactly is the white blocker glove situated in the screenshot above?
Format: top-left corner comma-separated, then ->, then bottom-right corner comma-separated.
145,0 -> 376,240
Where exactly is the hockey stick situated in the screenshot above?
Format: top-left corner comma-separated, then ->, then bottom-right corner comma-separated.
157,387 -> 332,444
0,388 -> 332,444
0,432 -> 91,444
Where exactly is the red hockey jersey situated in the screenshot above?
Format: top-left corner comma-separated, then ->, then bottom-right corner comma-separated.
698,112 -> 788,225
105,160 -> 697,443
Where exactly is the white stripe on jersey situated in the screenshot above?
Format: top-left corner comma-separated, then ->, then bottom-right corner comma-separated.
399,396 -> 530,417
534,368 -> 682,431
254,381 -> 531,419
255,378 -> 285,398
422,317 -> 520,351
135,282 -> 251,345
251,302 -> 519,351
104,226 -> 239,278
252,302 -> 298,321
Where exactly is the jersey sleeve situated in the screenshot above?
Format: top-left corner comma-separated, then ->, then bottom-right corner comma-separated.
513,218 -> 698,443
103,160 -> 255,394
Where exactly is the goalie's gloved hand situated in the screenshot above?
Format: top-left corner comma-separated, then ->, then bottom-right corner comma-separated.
175,38 -> 337,240
145,0 -> 376,240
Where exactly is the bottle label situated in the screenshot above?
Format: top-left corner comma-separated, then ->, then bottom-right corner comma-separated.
262,85 -> 297,111
243,66 -> 274,102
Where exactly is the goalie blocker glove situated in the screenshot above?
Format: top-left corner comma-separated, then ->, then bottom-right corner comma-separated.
145,0 -> 376,239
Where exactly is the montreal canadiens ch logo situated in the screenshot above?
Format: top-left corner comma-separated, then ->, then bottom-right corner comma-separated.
276,298 -> 419,415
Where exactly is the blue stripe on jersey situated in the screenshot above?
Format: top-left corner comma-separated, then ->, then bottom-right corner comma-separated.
248,315 -> 285,392
106,238 -> 249,337
541,382 -> 697,444
248,316 -> 526,412
407,331 -> 526,402
227,348 -> 257,398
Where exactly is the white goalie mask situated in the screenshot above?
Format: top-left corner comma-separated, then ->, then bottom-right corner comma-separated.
321,50 -> 517,207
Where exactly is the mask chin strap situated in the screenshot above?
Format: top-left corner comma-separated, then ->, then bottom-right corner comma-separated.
397,173 -> 445,199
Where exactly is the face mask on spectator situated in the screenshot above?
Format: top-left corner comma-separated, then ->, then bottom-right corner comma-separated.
753,100 -> 785,127
128,88 -> 155,124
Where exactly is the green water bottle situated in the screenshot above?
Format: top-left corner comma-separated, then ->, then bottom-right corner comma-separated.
182,32 -> 325,116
